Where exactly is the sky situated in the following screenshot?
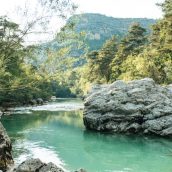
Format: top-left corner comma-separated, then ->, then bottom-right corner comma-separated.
0,0 -> 164,19
0,0 -> 164,43
74,0 -> 164,19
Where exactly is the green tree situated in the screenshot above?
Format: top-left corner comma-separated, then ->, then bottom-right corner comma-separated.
85,50 -> 100,83
86,36 -> 117,83
148,0 -> 172,83
97,36 -> 118,82
152,0 -> 172,51
116,0 -> 172,84
110,23 -> 147,80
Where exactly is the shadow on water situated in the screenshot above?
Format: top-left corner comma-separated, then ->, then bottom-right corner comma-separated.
82,130 -> 172,172
2,110 -> 83,135
83,129 -> 172,153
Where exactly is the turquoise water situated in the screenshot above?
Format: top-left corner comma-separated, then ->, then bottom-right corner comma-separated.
2,99 -> 172,172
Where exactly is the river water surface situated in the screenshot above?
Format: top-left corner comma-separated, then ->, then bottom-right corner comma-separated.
2,99 -> 172,172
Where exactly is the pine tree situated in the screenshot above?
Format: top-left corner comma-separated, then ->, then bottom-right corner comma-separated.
86,36 -> 117,83
110,23 -> 147,80
152,0 -> 172,51
97,36 -> 117,83
149,0 -> 172,83
86,50 -> 100,83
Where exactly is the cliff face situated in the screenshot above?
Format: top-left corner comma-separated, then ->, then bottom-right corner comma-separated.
0,122 -> 13,171
83,78 -> 172,137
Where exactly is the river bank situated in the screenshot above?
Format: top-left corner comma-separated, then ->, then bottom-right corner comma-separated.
0,98 -> 84,116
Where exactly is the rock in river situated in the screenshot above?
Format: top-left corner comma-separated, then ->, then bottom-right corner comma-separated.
83,78 -> 172,137
0,122 -> 13,171
13,159 -> 87,172
13,158 -> 64,172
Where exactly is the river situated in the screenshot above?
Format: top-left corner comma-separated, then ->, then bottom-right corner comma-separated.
1,98 -> 172,172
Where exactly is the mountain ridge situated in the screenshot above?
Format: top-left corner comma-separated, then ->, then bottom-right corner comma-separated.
66,13 -> 156,50
36,13 -> 156,66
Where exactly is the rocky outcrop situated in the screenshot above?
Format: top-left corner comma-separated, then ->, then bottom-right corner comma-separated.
83,78 -> 172,137
13,159 -> 87,172
36,98 -> 43,105
74,169 -> 87,172
13,159 -> 64,172
29,98 -> 44,106
0,122 -> 13,171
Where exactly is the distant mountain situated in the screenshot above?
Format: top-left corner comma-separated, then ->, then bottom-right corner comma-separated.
36,13 -> 156,66
67,13 -> 156,51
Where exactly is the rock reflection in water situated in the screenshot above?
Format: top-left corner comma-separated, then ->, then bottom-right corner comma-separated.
2,100 -> 172,172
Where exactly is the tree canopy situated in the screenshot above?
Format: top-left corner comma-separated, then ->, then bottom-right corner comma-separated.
0,0 -> 172,105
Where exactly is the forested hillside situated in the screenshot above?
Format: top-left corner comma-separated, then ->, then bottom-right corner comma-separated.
68,13 -> 156,50
46,13 -> 156,53
0,0 -> 171,107
83,0 -> 172,86
38,13 -> 156,67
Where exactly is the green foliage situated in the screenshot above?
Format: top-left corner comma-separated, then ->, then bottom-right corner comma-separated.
68,13 -> 156,51
31,14 -> 156,97
1,1 -> 171,104
86,36 -> 118,83
41,13 -> 156,63
146,0 -> 172,83
80,1 -> 172,90
119,49 -> 161,82
0,17 -> 69,106
110,23 -> 147,80
152,1 -> 172,52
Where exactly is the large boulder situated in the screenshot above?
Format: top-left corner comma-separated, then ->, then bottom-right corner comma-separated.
0,122 -> 13,171
83,78 -> 172,137
13,158 -> 64,172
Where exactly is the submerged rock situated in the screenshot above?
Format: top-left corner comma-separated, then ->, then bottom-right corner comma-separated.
36,98 -> 43,105
74,169 -> 87,172
83,78 -> 172,137
0,122 -> 13,171
13,158 -> 64,172
29,98 -> 44,106
29,100 -> 37,106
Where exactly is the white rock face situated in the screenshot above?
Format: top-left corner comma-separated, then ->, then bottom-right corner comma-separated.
83,78 -> 172,136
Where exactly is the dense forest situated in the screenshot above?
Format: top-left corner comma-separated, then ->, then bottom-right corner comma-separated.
47,13 -> 156,51
0,0 -> 171,107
